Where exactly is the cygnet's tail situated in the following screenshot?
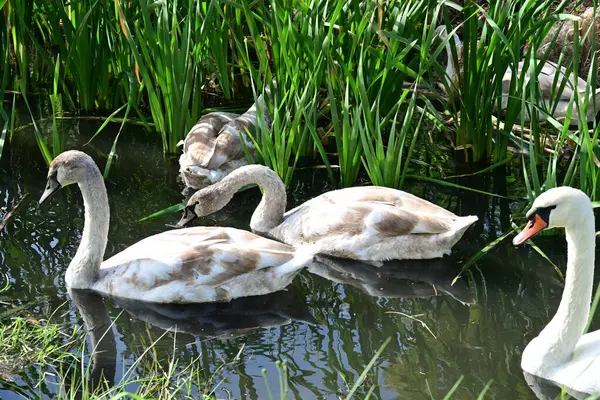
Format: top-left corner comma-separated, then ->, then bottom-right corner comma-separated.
275,243 -> 320,277
453,215 -> 478,231
447,215 -> 478,244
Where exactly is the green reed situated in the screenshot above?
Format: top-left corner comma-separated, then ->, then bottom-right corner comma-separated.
424,0 -> 570,163
3,0 -> 600,197
4,0 -> 34,92
515,4 -> 600,202
116,0 -> 203,154
38,0 -> 131,111
231,0 -> 326,186
0,9 -> 9,162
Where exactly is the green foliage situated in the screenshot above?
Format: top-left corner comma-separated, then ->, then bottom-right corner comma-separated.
2,0 -> 600,197
116,0 -> 203,154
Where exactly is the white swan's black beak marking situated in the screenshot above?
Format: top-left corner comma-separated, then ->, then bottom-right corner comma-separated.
39,174 -> 62,207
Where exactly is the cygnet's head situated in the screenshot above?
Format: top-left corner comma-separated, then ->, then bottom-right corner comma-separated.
175,186 -> 232,228
513,186 -> 592,245
39,150 -> 97,206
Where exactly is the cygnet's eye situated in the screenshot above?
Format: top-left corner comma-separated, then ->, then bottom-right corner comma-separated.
185,201 -> 200,216
48,171 -> 60,186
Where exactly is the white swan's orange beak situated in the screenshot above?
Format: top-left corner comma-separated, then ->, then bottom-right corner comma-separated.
513,214 -> 548,245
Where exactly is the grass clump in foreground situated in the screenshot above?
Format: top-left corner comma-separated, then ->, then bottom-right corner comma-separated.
0,317 -> 388,399
0,296 -> 565,400
0,283 -> 398,399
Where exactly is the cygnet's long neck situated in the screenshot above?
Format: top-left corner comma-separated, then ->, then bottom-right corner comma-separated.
537,215 -> 595,365
67,165 -> 110,289
244,89 -> 272,127
214,165 -> 286,234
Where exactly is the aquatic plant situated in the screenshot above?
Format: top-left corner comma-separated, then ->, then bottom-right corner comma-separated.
1,0 -> 600,200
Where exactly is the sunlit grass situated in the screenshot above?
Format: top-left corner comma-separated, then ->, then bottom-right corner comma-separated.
2,0 -> 600,199
0,285 -> 393,399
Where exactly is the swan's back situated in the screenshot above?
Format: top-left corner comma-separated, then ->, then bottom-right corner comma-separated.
502,61 -> 588,104
180,112 -> 239,168
287,186 -> 458,218
179,101 -> 270,188
273,186 -> 477,261
206,100 -> 271,169
207,116 -> 259,169
94,227 -> 304,303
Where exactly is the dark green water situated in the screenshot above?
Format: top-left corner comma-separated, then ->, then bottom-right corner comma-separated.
0,119 -> 598,399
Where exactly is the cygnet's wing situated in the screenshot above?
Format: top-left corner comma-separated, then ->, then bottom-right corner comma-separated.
180,112 -> 238,167
95,227 -> 299,303
287,186 -> 458,219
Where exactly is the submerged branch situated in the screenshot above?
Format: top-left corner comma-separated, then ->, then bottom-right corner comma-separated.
0,194 -> 29,233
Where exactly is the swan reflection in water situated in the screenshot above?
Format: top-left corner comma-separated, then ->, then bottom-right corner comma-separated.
307,255 -> 475,305
67,287 -> 316,396
67,256 -> 472,397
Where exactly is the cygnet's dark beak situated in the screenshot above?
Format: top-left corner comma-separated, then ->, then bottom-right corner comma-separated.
39,178 -> 62,207
176,206 -> 197,228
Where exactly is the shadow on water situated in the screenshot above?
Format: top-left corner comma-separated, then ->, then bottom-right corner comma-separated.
64,289 -> 117,399
0,119 -> 598,399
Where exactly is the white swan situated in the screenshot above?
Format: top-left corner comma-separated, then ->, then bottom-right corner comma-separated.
513,186 -> 600,395
176,164 -> 478,261
39,151 -> 314,304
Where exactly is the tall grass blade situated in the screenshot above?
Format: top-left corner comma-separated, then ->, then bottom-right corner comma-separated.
138,203 -> 185,222
343,337 -> 391,400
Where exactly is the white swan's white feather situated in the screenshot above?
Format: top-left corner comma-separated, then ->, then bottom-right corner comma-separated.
548,330 -> 600,394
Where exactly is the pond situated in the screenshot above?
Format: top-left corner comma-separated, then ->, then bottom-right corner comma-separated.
0,117 -> 598,399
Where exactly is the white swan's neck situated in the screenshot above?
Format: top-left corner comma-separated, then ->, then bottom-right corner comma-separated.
66,167 -> 110,289
589,89 -> 600,119
534,218 -> 595,367
438,27 -> 461,85
217,165 -> 286,234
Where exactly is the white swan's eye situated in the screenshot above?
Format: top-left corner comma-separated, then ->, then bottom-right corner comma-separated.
526,204 -> 556,223
537,205 -> 557,224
